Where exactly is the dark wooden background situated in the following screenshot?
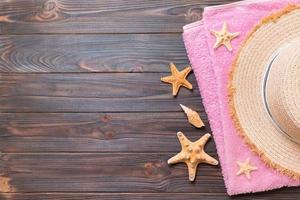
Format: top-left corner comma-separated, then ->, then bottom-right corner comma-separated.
0,0 -> 299,199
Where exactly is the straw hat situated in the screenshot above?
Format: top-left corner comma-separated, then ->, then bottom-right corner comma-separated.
229,5 -> 300,178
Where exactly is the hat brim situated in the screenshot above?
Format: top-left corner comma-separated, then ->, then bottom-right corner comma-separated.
229,5 -> 300,178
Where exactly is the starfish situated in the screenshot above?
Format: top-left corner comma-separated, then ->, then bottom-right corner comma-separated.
236,158 -> 258,179
168,132 -> 219,181
211,22 -> 240,51
161,63 -> 193,96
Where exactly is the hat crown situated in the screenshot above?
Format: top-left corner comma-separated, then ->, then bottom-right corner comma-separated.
265,41 -> 300,142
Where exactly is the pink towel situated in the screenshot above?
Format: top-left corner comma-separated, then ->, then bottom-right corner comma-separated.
183,0 -> 300,195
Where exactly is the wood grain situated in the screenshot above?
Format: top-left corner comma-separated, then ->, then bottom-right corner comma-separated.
0,35 -> 191,72
0,153 -> 224,193
3,192 -> 300,200
0,0 -> 237,34
0,95 -> 202,113
1,153 -> 299,197
0,193 -> 229,200
0,73 -> 201,113
0,112 -> 212,153
0,73 -> 198,98
1,0 -> 298,198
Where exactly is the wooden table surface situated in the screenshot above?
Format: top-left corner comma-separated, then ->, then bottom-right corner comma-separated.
0,0 -> 300,199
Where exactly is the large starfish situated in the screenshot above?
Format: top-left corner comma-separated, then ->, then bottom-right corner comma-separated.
236,158 -> 258,179
168,132 -> 219,181
161,63 -> 193,96
211,22 -> 240,51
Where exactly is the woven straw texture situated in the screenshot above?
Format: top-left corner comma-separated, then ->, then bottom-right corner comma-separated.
229,5 -> 300,178
266,41 -> 300,142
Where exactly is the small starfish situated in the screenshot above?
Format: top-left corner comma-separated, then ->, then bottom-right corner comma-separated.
161,63 -> 193,96
236,158 -> 258,179
168,132 -> 219,181
211,22 -> 240,51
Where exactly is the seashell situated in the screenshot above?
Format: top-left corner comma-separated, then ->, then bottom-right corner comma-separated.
180,104 -> 204,128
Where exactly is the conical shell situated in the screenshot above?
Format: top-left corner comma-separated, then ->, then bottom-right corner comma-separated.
180,104 -> 204,128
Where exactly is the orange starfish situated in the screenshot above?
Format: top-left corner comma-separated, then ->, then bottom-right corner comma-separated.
168,132 -> 219,181
161,63 -> 193,96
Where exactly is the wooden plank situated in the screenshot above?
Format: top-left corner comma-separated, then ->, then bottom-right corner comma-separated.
0,193 -> 229,200
0,112 -> 212,153
0,73 -> 202,113
0,153 -> 224,193
3,192 -> 300,200
0,34 -> 190,72
0,0 -> 238,34
1,153 -> 299,195
0,73 -> 198,97
0,95 -> 202,113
